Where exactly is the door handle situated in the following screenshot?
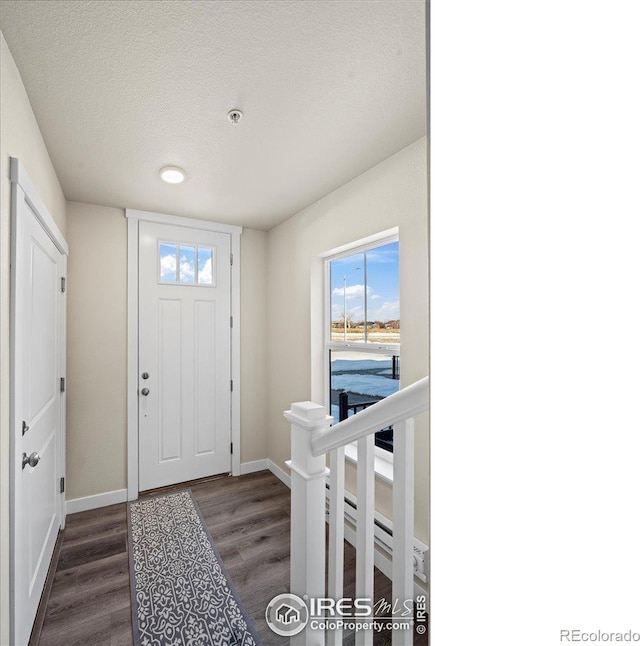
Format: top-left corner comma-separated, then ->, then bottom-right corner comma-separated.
141,388 -> 150,396
22,452 -> 40,470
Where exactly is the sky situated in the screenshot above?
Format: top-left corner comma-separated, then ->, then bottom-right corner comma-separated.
160,243 -> 213,285
330,241 -> 399,324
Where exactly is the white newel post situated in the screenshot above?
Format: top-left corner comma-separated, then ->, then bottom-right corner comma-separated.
285,402 -> 332,646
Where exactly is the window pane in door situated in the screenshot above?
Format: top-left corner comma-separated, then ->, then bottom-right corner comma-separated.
197,247 -> 214,285
159,243 -> 177,282
179,245 -> 196,283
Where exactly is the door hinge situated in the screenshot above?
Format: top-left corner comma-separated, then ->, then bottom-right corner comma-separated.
230,316 -> 233,328
230,442 -> 233,454
59,477 -> 65,494
22,421 -> 29,436
61,277 -> 66,293
230,379 -> 234,392
230,253 -> 233,266
60,377 -> 65,393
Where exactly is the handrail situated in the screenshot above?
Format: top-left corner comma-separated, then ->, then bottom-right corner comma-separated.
311,376 -> 429,456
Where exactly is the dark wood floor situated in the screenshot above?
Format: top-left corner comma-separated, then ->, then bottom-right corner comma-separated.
36,470 -> 427,646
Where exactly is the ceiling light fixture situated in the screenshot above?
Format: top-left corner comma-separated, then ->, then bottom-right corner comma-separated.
227,109 -> 243,124
159,166 -> 186,184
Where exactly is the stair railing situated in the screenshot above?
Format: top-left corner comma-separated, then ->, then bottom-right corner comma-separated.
285,376 -> 429,646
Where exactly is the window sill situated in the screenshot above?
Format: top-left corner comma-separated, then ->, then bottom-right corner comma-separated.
344,442 -> 394,485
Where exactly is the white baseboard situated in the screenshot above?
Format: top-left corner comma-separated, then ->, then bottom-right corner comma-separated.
65,488 -> 128,515
267,459 -> 291,488
240,459 -> 269,475
66,463 -> 280,515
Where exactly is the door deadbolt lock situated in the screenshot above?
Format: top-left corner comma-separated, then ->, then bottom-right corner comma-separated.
141,372 -> 149,380
141,388 -> 150,396
22,452 -> 40,470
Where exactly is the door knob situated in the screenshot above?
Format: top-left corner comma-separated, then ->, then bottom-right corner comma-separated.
141,388 -> 150,396
22,452 -> 40,470
141,372 -> 149,380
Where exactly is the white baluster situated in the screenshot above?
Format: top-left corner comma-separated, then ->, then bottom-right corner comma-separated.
355,434 -> 375,646
285,402 -> 332,646
328,446 -> 345,646
392,418 -> 415,645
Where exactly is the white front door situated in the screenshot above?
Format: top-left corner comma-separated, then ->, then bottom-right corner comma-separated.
12,185 -> 65,646
138,221 -> 232,491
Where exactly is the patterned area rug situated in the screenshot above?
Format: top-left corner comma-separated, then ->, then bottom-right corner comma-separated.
128,490 -> 261,645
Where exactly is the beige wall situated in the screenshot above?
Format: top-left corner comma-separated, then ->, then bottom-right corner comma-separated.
266,137 -> 429,542
65,202 -> 127,498
0,31 -> 67,645
64,208 -> 269,500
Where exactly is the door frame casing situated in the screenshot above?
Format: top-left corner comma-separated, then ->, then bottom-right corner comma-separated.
125,209 -> 242,500
9,157 -> 68,644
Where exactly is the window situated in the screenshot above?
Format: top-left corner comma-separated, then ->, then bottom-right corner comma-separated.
326,239 -> 400,452
159,242 -> 215,285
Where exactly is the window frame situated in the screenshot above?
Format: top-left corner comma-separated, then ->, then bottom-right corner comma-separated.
323,233 -> 400,466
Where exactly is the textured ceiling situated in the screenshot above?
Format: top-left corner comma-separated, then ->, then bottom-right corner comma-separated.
0,1 -> 426,230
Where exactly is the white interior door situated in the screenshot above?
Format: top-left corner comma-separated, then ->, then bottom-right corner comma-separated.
12,182 -> 65,646
138,221 -> 231,491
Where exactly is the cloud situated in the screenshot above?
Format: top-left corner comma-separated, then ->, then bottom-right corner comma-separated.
160,253 -> 176,279
332,284 -> 371,299
180,259 -> 195,282
332,303 -> 364,320
369,300 -> 400,322
332,294 -> 398,323
198,257 -> 212,284
365,248 -> 398,264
